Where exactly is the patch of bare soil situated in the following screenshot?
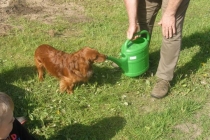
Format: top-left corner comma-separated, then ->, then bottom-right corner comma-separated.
174,123 -> 202,139
0,0 -> 88,36
172,97 -> 210,139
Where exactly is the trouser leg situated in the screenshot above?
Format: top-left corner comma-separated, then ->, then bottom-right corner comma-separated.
137,0 -> 162,36
156,0 -> 190,81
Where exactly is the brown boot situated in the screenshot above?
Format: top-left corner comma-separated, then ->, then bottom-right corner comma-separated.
151,78 -> 170,99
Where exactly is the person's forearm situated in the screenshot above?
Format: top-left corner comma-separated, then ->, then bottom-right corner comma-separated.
124,0 -> 138,25
165,0 -> 183,15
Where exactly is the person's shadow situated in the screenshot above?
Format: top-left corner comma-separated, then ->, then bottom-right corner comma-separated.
0,66 -> 37,116
173,28 -> 210,84
0,66 -> 43,138
49,116 -> 126,140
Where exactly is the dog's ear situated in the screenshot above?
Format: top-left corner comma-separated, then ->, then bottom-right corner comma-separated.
82,47 -> 106,63
82,47 -> 97,61
95,54 -> 106,62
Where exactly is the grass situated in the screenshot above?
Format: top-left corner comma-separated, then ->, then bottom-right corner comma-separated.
0,0 -> 210,139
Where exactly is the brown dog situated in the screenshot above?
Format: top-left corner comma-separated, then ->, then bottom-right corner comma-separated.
34,44 -> 106,94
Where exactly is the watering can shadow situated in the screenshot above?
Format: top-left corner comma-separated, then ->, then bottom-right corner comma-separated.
107,30 -> 150,77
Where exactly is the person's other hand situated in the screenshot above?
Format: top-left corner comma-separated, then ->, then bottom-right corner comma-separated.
158,13 -> 176,39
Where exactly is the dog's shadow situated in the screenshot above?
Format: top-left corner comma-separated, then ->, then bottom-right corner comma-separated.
48,116 -> 126,140
90,64 -> 122,85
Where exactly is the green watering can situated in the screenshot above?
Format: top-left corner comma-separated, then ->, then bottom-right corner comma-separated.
107,30 -> 150,77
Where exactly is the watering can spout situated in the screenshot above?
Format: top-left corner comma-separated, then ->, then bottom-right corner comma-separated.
107,56 -> 128,71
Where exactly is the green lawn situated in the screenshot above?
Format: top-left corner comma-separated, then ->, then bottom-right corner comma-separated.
0,0 -> 210,139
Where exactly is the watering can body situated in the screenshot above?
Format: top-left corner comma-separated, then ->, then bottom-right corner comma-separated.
108,30 -> 150,77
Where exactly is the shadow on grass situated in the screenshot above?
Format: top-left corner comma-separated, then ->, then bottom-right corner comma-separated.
172,29 -> 210,85
0,65 -> 37,113
0,65 -> 38,137
0,65 -> 36,84
49,116 -> 126,140
90,65 -> 122,85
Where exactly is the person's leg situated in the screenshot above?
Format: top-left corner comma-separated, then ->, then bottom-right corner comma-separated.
152,0 -> 190,98
156,0 -> 190,81
137,0 -> 162,36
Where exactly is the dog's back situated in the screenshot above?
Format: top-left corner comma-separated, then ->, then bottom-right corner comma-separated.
35,44 -> 69,79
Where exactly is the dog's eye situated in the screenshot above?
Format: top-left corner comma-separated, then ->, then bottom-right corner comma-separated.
94,55 -> 98,60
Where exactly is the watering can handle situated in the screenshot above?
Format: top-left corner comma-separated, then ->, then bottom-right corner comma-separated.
135,30 -> 150,41
125,30 -> 150,47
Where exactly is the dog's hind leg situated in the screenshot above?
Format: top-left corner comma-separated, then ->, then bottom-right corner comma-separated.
35,58 -> 44,81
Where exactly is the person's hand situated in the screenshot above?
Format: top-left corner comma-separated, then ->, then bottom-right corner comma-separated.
127,23 -> 138,40
158,13 -> 176,39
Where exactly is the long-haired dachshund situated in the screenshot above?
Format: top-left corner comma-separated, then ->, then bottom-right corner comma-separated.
34,44 -> 106,94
